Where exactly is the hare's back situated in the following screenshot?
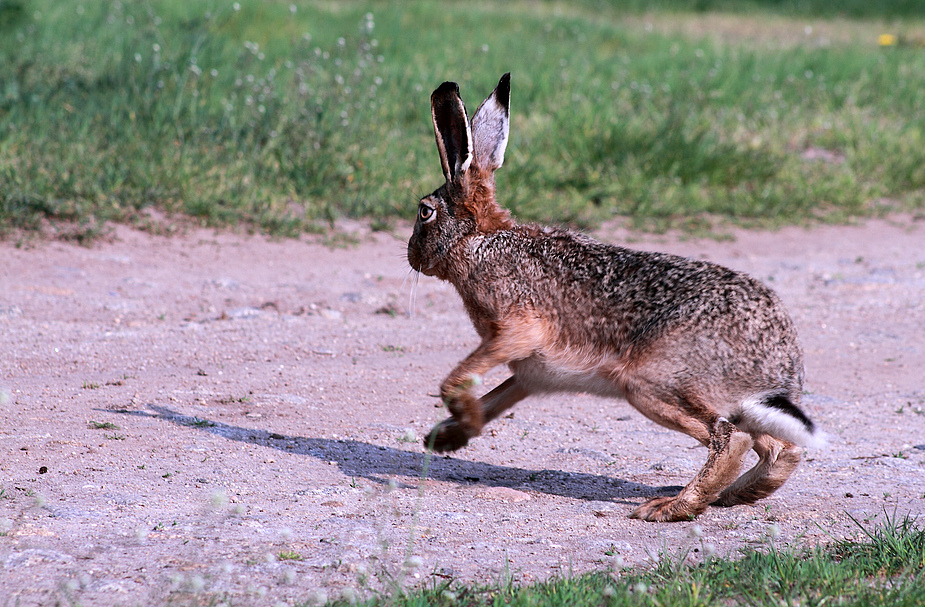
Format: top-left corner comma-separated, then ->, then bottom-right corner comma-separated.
508,226 -> 801,363
517,227 -> 779,320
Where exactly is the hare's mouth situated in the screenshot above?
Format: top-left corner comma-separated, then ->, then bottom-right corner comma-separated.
406,244 -> 435,276
410,261 -> 436,277
406,250 -> 422,273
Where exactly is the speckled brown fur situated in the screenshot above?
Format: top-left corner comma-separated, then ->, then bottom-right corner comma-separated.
408,74 -> 821,522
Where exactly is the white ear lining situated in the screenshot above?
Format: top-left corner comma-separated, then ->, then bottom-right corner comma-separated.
457,111 -> 473,176
460,152 -> 473,174
470,74 -> 511,172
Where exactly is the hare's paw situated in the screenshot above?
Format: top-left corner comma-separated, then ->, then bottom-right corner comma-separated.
424,418 -> 471,453
629,496 -> 704,522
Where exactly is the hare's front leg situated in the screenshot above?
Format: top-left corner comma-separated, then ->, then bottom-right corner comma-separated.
630,418 -> 752,522
426,376 -> 527,452
425,337 -> 532,453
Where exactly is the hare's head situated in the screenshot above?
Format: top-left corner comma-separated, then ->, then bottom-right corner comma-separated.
408,74 -> 514,279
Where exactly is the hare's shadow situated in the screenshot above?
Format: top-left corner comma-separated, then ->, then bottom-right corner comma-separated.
118,405 -> 679,505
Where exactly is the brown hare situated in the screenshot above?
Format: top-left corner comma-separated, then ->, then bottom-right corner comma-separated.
407,74 -> 822,522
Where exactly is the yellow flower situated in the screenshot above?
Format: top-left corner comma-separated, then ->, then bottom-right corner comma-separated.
878,34 -> 898,47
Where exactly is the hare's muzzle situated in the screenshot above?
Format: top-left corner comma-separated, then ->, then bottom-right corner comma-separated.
406,236 -> 427,274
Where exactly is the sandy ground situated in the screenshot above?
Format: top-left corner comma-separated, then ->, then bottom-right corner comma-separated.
1,217 -> 924,606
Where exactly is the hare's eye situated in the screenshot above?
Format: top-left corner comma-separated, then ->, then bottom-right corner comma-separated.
418,204 -> 436,223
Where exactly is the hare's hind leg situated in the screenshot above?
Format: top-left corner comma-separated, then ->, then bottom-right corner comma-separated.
630,417 -> 753,522
621,381 -> 754,521
426,375 -> 528,452
714,435 -> 801,507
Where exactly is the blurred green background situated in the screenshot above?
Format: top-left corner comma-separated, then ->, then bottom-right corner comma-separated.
1,0 -> 923,239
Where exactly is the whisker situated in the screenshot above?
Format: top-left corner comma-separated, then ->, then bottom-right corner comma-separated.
401,266 -> 413,291
401,266 -> 419,319
408,269 -> 421,319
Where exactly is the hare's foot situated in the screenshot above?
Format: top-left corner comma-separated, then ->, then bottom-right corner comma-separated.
424,418 -> 473,453
424,377 -> 525,454
630,495 -> 704,522
714,436 -> 801,507
631,419 -> 752,522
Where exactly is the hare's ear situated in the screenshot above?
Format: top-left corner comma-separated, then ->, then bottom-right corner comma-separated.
471,73 -> 510,172
431,81 -> 473,182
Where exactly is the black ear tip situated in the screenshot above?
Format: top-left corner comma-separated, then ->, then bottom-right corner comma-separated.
496,73 -> 511,109
433,81 -> 460,99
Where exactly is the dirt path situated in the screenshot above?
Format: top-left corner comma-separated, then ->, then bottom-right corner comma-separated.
2,217 -> 924,606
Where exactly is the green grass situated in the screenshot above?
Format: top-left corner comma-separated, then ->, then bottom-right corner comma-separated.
320,512 -> 925,606
573,0 -> 925,20
278,550 -> 305,561
88,420 -> 119,430
1,0 -> 924,238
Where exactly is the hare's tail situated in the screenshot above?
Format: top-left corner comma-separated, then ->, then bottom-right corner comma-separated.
735,392 -> 825,448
